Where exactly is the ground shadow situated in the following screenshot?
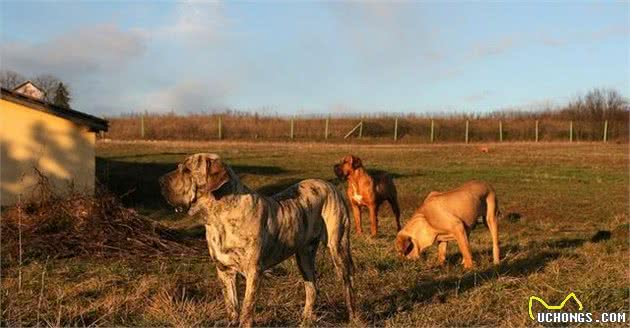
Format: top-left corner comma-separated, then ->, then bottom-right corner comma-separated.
366,169 -> 424,180
365,250 -> 563,323
96,158 -> 290,210
255,178 -> 304,196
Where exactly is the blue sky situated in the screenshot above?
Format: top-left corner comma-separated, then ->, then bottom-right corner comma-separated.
1,1 -> 628,116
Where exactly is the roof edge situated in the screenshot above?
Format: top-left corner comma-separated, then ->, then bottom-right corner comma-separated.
1,87 -> 108,132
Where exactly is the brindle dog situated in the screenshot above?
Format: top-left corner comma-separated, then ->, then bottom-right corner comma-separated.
159,153 -> 358,327
334,155 -> 401,237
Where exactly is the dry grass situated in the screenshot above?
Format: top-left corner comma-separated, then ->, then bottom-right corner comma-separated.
0,172 -> 198,266
2,140 -> 628,327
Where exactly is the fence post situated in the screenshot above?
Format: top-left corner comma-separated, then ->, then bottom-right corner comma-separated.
430,119 -> 435,143
394,117 -> 398,141
140,114 -> 145,139
218,116 -> 223,140
358,120 -> 363,139
465,120 -> 469,144
603,120 -> 608,142
535,120 -> 539,142
569,121 -> 573,142
290,118 -> 294,140
499,120 -> 503,142
324,117 -> 330,139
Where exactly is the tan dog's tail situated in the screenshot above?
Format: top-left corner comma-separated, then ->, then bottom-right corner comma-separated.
485,187 -> 500,265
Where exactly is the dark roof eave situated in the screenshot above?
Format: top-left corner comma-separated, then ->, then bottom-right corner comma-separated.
1,88 -> 108,132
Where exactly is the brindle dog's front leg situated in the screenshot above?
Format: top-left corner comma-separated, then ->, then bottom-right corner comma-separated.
217,267 -> 239,326
239,269 -> 261,328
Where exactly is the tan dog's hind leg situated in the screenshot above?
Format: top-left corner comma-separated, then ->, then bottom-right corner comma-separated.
351,203 -> 363,235
296,243 -> 319,325
217,268 -> 239,325
486,192 -> 500,265
437,241 -> 448,266
452,221 -> 474,269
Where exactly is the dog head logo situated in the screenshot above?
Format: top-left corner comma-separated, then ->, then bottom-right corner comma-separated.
528,292 -> 584,320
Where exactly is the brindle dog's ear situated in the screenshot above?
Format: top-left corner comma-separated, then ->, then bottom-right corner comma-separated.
351,155 -> 362,169
203,156 -> 230,196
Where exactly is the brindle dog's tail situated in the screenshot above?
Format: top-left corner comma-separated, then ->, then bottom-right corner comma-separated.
321,181 -> 358,322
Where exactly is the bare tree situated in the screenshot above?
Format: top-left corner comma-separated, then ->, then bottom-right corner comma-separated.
0,70 -> 26,89
33,74 -> 63,103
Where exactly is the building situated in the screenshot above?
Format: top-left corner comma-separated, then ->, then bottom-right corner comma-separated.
13,80 -> 46,100
0,84 -> 108,206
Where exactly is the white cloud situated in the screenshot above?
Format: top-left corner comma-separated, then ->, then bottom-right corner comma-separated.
138,1 -> 227,47
2,24 -> 145,78
464,90 -> 493,103
139,79 -> 234,113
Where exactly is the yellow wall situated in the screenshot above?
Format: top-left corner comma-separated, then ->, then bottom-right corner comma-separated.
0,98 -> 96,206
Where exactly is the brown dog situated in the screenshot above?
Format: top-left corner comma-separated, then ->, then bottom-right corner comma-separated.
395,180 -> 499,269
334,155 -> 401,237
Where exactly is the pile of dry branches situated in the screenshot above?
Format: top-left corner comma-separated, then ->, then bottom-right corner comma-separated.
1,173 -> 194,264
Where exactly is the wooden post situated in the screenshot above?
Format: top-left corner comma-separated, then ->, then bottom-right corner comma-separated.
535,120 -> 539,142
358,120 -> 363,139
499,120 -> 503,142
430,119 -> 435,143
290,118 -> 294,140
603,120 -> 608,142
324,117 -> 330,139
140,114 -> 145,139
465,120 -> 469,144
218,116 -> 223,140
569,121 -> 573,142
394,117 -> 398,141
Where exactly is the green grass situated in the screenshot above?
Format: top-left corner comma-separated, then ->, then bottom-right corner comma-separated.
2,140 -> 628,327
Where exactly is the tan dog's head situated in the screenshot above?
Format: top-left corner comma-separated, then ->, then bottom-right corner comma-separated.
333,155 -> 363,180
159,153 -> 230,215
395,215 -> 437,260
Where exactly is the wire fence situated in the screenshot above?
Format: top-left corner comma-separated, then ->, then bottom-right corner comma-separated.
103,113 -> 629,143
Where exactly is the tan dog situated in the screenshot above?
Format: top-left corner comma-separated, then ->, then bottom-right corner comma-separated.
334,155 -> 401,237
395,180 -> 500,269
159,154 -> 357,327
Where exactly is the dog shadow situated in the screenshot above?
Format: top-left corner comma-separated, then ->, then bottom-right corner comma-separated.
365,234 -> 605,324
364,249 -> 563,323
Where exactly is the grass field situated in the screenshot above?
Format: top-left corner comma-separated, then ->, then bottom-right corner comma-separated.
2,140 -> 628,327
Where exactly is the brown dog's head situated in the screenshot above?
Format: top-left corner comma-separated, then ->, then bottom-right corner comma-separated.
333,155 -> 363,180
159,153 -> 230,214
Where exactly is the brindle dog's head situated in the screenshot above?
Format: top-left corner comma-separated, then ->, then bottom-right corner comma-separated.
333,155 -> 363,180
159,153 -> 230,214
